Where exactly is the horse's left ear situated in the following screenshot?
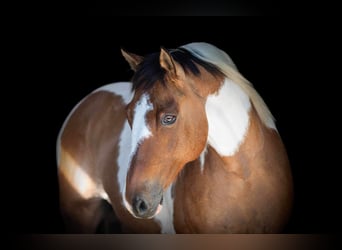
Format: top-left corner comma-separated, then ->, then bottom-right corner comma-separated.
160,47 -> 186,81
160,47 -> 177,76
121,49 -> 144,71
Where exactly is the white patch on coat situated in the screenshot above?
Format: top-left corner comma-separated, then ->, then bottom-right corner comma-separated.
98,188 -> 110,203
117,121 -> 135,214
57,82 -> 133,166
199,146 -> 208,172
97,82 -> 135,205
57,81 -> 135,207
206,78 -> 251,157
95,82 -> 133,104
154,185 -> 176,234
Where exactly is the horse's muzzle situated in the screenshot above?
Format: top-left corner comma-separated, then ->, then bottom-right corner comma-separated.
131,189 -> 163,219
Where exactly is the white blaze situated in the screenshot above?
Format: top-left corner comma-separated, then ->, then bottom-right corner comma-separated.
130,93 -> 154,157
117,93 -> 154,215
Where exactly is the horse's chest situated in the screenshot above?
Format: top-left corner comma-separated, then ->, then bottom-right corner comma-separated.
172,166 -> 248,233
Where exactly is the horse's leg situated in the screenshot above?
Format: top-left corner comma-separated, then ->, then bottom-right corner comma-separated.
58,168 -> 121,233
58,171 -> 100,233
95,199 -> 122,233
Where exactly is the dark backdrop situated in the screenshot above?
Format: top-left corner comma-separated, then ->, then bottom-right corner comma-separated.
7,19 -> 340,234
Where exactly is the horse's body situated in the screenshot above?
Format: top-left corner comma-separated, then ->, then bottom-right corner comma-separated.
57,43 -> 293,233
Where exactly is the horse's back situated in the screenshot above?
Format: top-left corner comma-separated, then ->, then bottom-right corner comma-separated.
57,82 -> 133,232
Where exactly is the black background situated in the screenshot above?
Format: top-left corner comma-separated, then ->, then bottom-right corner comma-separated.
6,17 -> 340,235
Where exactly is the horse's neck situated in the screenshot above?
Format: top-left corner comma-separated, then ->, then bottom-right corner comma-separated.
200,75 -> 276,177
196,106 -> 267,179
205,78 -> 251,157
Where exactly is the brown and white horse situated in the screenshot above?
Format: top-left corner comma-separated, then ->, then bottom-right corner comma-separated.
57,42 -> 293,233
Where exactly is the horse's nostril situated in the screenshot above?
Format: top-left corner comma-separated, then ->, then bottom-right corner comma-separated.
138,199 -> 147,212
133,196 -> 148,216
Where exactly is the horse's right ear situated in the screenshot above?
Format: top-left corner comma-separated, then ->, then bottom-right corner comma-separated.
121,49 -> 144,71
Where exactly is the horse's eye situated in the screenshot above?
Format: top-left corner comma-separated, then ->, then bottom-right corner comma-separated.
161,114 -> 177,126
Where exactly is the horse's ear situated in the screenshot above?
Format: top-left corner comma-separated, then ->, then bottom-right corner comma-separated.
160,47 -> 186,92
121,49 -> 144,71
160,47 -> 177,76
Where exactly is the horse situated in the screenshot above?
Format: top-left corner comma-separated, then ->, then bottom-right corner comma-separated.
56,42 -> 293,233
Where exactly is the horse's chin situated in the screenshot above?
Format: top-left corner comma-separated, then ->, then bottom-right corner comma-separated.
147,197 -> 163,219
155,203 -> 163,216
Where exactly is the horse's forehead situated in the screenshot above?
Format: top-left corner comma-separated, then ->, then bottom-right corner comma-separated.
133,85 -> 178,108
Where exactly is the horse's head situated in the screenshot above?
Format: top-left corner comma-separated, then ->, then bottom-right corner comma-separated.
121,47 -> 224,219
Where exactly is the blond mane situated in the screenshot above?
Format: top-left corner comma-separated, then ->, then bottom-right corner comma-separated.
181,42 -> 276,130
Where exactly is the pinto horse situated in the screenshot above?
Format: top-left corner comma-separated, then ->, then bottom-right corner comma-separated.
57,42 -> 293,233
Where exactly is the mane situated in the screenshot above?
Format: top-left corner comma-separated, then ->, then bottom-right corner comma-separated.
181,42 -> 276,129
131,49 -> 223,91
131,42 -> 275,129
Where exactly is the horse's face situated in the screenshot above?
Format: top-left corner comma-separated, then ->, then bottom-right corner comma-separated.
122,48 -> 210,219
